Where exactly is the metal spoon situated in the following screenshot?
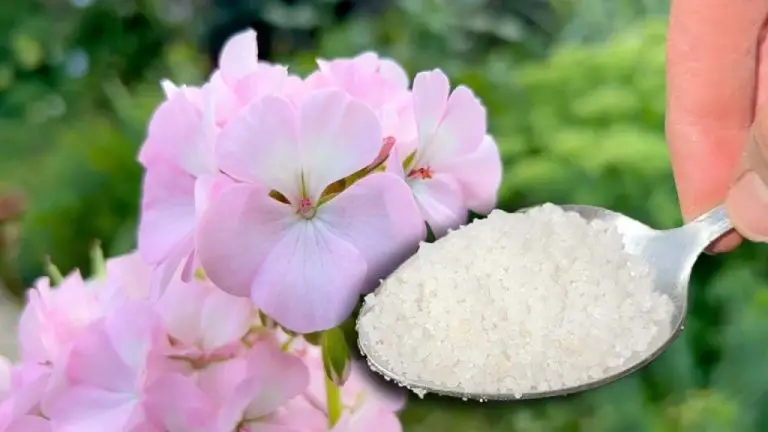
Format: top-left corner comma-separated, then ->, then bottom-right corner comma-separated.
356,204 -> 733,401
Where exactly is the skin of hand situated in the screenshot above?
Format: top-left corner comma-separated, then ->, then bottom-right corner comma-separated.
666,0 -> 768,252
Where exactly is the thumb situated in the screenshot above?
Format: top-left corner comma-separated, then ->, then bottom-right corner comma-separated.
725,109 -> 768,242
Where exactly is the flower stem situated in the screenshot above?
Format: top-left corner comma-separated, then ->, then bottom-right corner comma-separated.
324,373 -> 342,428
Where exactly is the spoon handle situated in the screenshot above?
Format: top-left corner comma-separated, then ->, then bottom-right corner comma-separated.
685,205 -> 733,247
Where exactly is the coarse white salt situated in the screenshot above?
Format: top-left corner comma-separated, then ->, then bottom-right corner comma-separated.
357,203 -> 674,398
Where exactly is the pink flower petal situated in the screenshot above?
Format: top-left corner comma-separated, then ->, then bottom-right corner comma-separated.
378,58 -> 410,89
197,184 -> 294,298
233,64 -> 289,103
203,71 -> 240,126
139,91 -> 210,176
298,89 -> 383,202
5,415 -> 51,432
418,85 -> 486,166
332,405 -> 402,432
320,173 -> 425,292
410,175 -> 467,238
144,373 -> 216,432
218,28 -> 259,86
435,134 -> 502,214
239,340 -> 309,419
104,252 -> 153,300
412,70 -> 450,140
148,234 -> 195,299
138,163 -> 196,265
64,302 -> 164,392
199,287 -> 253,351
155,279 -> 208,346
0,356 -> 11,397
211,340 -> 309,431
216,96 -> 302,202
250,219 -> 368,333
45,386 -> 147,432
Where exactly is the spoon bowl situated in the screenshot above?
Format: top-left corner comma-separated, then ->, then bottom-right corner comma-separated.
356,204 -> 733,401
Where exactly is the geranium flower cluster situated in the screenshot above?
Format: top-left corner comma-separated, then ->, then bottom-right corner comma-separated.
138,29 -> 501,333
0,252 -> 405,431
0,29 -> 501,431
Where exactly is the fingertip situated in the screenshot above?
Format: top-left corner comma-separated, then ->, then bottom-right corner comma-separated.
725,170 -> 768,243
704,231 -> 743,254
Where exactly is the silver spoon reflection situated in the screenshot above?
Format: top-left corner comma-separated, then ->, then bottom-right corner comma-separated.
356,204 -> 733,401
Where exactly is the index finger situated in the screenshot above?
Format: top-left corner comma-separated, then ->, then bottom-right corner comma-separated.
666,0 -> 768,250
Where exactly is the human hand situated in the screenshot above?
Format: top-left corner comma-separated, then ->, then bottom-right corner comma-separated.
666,0 -> 768,252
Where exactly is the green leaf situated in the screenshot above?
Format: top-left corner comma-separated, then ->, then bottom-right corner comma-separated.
321,326 -> 351,386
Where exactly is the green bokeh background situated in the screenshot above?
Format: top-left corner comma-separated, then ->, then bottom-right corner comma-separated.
1,1 -> 767,431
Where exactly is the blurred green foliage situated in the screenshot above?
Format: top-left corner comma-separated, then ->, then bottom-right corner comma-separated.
2,1 -> 768,431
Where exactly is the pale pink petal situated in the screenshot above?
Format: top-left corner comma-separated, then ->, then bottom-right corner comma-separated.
6,415 -> 51,432
148,234 -> 195,299
155,280 -> 208,346
64,302 -> 164,393
250,221 -> 368,333
197,356 -> 249,405
0,364 -> 49,424
179,249 -> 198,283
267,398 -> 327,430
104,252 -> 153,300
412,70 -> 450,140
320,173 -> 425,292
299,89 -> 382,201
333,405 -> 402,432
194,173 -> 236,220
239,340 -> 309,418
144,373 -> 216,432
204,71 -> 240,125
216,96 -> 302,202
385,145 -> 407,179
64,323 -> 138,392
101,301 -> 166,373
138,163 -> 196,265
199,288 -> 253,351
17,291 -> 47,362
218,28 -> 259,86
197,184 -> 295,298
0,356 -> 11,397
410,175 -> 467,238
378,58 -> 410,88
417,85 -> 486,166
139,92 -> 208,175
234,64 -> 289,103
44,386 -> 142,427
345,361 -> 405,412
435,135 -> 501,214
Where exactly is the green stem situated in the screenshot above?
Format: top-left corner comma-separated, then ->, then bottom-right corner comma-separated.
324,373 -> 343,428
280,335 -> 295,351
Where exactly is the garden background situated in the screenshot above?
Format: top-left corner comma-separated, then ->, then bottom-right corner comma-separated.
1,0 -> 767,430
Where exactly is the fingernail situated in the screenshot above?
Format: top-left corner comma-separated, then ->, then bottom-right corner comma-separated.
726,171 -> 768,242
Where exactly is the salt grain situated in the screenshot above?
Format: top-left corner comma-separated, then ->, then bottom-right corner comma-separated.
357,204 -> 674,398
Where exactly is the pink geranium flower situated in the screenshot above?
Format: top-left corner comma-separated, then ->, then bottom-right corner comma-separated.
137,85 -> 229,296
399,69 -> 502,237
145,337 -> 309,432
17,273 -> 99,363
198,88 -> 424,333
154,277 -> 255,359
0,363 -> 51,432
42,301 -> 171,432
